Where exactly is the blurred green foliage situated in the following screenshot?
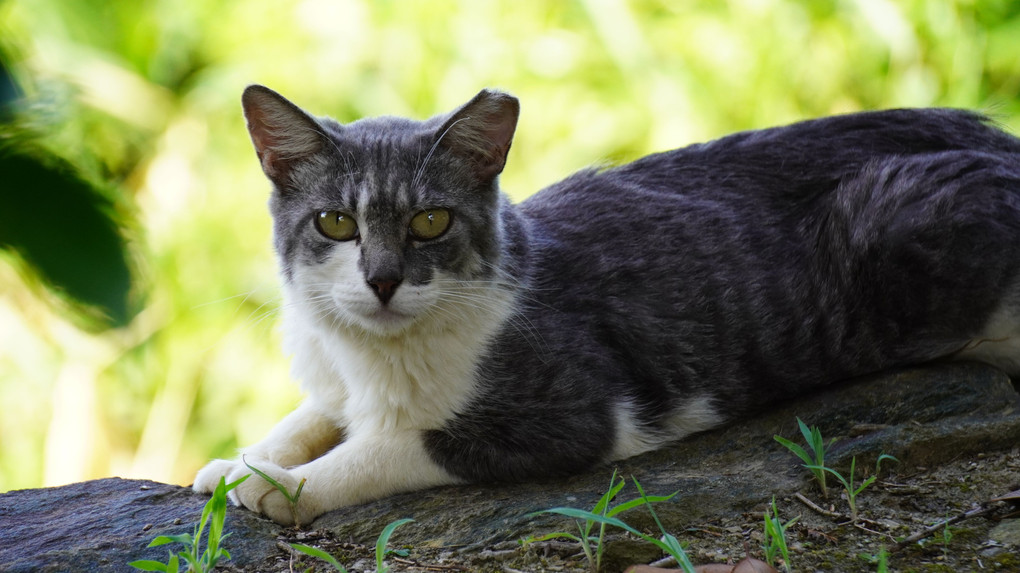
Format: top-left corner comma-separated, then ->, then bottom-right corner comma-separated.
0,145 -> 135,327
0,0 -> 1017,492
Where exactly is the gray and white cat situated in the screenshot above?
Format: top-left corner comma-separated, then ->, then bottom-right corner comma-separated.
194,86 -> 1020,525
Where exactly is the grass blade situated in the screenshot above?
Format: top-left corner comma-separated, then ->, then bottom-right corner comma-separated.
146,534 -> 191,548
127,560 -> 168,572
242,459 -> 295,502
773,435 -> 812,466
291,543 -> 349,573
375,518 -> 414,573
521,531 -> 584,545
606,492 -> 677,517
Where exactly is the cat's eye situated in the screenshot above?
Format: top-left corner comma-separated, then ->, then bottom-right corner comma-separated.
408,208 -> 451,241
315,210 -> 359,241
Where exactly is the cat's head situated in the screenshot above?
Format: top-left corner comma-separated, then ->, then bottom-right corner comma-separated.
242,85 -> 520,336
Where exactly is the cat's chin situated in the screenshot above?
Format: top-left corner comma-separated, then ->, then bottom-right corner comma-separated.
348,306 -> 420,336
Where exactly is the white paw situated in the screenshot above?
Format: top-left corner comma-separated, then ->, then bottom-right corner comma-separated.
193,458 -> 246,494
232,459 -> 322,526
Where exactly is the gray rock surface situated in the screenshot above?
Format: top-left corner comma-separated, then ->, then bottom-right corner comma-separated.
0,477 -> 279,572
1,362 -> 1017,571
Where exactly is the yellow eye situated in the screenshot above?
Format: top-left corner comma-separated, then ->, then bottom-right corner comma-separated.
315,211 -> 359,241
408,208 -> 451,240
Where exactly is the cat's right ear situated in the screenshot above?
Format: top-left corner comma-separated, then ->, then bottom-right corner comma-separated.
241,85 -> 325,183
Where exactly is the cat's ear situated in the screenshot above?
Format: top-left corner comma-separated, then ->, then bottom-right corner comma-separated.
438,89 -> 519,182
241,85 -> 325,182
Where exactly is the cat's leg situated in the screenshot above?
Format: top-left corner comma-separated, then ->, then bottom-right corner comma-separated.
193,400 -> 343,495
227,429 -> 459,525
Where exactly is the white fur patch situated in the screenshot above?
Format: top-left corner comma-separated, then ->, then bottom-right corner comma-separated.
283,245 -> 517,435
608,395 -> 722,461
953,296 -> 1020,376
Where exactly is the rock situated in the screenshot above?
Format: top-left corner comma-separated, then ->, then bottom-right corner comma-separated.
1,362 -> 1018,572
0,478 -> 281,572
989,519 -> 1020,547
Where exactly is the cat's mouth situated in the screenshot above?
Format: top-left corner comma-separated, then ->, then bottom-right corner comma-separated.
358,305 -> 418,333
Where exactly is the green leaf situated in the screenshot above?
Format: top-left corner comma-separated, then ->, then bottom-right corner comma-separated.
520,531 -> 584,545
0,146 -> 135,328
207,477 -> 230,555
375,518 -> 414,573
537,508 -> 643,537
225,474 -> 250,491
632,477 -> 696,573
805,464 -> 851,490
243,458 -> 298,502
291,543 -> 349,573
606,491 -> 677,517
876,547 -> 889,573
853,475 -> 877,496
147,534 -> 191,548
796,418 -> 814,448
876,453 -> 899,474
591,471 -> 625,517
128,560 -> 168,572
773,435 -> 812,466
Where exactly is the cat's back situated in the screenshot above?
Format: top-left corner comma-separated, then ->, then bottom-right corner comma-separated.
524,109 -> 1017,207
518,108 -> 1020,259
506,108 -> 1020,396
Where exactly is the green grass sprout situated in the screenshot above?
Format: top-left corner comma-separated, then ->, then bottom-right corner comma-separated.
774,417 -> 837,498
521,470 -> 628,570
290,543 -> 349,573
877,547 -> 889,573
808,453 -> 898,521
374,518 -> 414,573
762,496 -> 799,572
129,475 -> 248,573
525,472 -> 692,572
290,518 -> 414,573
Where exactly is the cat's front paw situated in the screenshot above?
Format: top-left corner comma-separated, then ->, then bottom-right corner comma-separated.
232,460 -> 321,526
193,458 -> 248,494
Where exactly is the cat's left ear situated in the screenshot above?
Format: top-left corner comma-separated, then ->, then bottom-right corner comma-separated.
438,89 -> 520,182
242,85 -> 325,183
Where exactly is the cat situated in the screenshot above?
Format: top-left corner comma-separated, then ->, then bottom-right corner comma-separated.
194,85 -> 1020,525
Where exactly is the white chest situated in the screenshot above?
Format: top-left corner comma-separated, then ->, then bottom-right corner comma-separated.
281,283 -> 515,434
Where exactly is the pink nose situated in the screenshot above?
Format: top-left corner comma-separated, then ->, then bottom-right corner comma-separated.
369,279 -> 400,304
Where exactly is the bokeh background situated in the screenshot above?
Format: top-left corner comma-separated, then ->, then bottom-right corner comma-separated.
1,0 -> 1018,492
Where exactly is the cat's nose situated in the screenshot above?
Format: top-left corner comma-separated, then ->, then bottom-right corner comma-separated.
369,279 -> 401,304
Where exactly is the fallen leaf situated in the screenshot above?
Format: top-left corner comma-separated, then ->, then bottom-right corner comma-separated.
695,565 -> 737,573
624,558 -> 780,573
732,557 -> 781,573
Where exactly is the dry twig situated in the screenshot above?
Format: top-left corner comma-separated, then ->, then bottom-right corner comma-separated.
891,504 -> 996,553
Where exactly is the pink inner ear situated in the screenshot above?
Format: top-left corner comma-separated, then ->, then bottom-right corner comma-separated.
247,118 -> 284,177
240,87 -> 324,181
446,93 -> 520,180
244,101 -> 283,177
